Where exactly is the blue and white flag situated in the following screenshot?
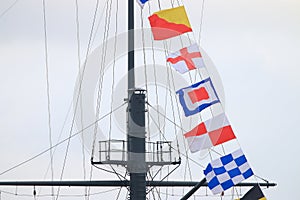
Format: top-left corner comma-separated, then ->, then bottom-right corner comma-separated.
176,78 -> 219,117
204,149 -> 254,194
136,0 -> 149,8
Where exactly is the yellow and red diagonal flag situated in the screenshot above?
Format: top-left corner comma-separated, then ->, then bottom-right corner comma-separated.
148,6 -> 192,40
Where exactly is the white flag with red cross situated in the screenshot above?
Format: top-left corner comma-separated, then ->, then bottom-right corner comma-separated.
166,43 -> 205,74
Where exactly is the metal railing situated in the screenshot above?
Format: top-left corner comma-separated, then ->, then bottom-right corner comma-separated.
98,140 -> 175,164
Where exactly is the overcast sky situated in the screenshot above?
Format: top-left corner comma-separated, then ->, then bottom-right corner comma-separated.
0,0 -> 299,199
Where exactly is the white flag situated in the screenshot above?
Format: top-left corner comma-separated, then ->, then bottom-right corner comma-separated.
167,43 -> 205,74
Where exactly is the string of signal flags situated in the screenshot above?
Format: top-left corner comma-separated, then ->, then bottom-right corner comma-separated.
136,0 -> 267,198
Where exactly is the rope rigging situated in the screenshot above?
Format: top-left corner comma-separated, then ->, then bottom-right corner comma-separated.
0,0 -> 20,19
91,0 -> 113,162
0,103 -> 126,177
55,0 -> 101,198
41,0 -> 55,198
198,0 -> 206,44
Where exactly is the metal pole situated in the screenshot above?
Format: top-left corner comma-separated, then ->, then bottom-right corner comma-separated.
127,90 -> 147,200
0,180 -> 277,187
128,0 -> 135,89
127,1 -> 147,199
180,178 -> 206,200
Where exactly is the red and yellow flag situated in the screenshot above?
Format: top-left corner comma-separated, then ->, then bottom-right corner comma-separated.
148,6 -> 192,40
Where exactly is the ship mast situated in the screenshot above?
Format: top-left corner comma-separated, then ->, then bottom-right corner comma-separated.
127,0 -> 147,198
128,0 -> 135,89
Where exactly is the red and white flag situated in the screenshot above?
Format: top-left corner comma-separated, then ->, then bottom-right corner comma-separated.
184,113 -> 236,153
167,43 -> 205,74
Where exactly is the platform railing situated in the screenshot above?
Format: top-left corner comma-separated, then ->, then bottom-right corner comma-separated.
97,140 -> 178,166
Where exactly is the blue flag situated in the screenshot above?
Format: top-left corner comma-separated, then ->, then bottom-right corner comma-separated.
136,0 -> 149,8
176,78 -> 220,117
204,149 -> 254,194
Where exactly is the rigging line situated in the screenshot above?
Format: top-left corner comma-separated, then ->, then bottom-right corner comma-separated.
170,0 -> 175,7
154,36 -> 179,189
149,166 -> 164,181
147,110 -> 205,169
165,55 -> 181,158
72,0 -> 101,165
95,0 -> 119,196
92,165 -> 128,181
148,3 -> 161,140
109,0 -> 119,144
0,102 -> 126,176
147,102 -> 187,133
55,0 -> 101,198
115,186 -> 122,200
91,166 -> 130,193
86,164 -> 94,200
188,29 -> 219,164
157,0 -> 162,10
41,0 -> 54,198
0,0 -> 19,19
148,3 -> 164,146
150,189 -> 157,200
159,191 -> 242,198
193,25 -> 241,170
109,165 -> 130,189
125,189 -> 129,200
110,165 -> 128,182
0,188 -> 121,197
175,0 -> 181,7
159,5 -> 173,170
198,0 -> 206,44
157,21 -> 173,154
153,52 -> 162,141
146,164 -> 180,195
146,173 -> 162,200
140,10 -> 154,184
169,3 -> 213,179
38,98 -> 73,198
146,173 -> 161,200
74,0 -> 88,199
254,175 -> 269,183
140,9 -> 151,145
91,0 -> 110,45
88,3 -> 113,197
91,0 -> 113,161
149,114 -> 188,195
165,166 -> 170,199
190,17 -> 229,162
163,41 -> 194,182
87,2 -> 112,199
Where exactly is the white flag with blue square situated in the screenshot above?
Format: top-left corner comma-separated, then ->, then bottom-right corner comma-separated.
176,77 -> 220,117
204,149 -> 254,194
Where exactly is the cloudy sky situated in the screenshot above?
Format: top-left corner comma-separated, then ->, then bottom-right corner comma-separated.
0,0 -> 299,199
